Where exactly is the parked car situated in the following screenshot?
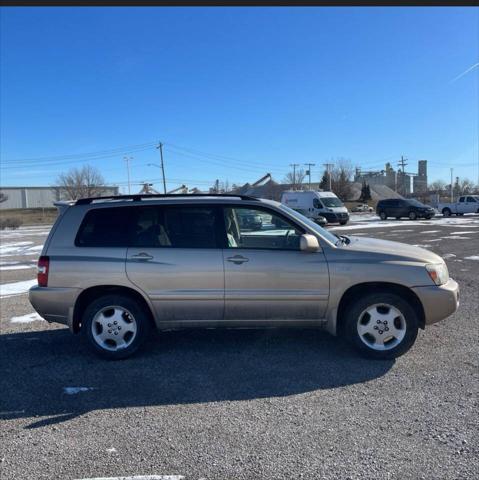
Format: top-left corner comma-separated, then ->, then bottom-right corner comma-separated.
236,209 -> 263,230
30,194 -> 458,360
438,195 -> 479,217
376,198 -> 435,220
351,203 -> 374,213
281,190 -> 349,225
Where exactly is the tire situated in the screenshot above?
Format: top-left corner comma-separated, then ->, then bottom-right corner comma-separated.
339,221 -> 348,226
395,217 -> 401,220
82,294 -> 151,360
379,211 -> 387,220
342,292 -> 419,360
408,211 -> 417,220
442,208 -> 451,217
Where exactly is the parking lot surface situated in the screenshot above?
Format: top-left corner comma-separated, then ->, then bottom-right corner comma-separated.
1,216 -> 478,480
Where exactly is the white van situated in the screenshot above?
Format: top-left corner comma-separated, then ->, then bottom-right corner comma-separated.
281,190 -> 349,225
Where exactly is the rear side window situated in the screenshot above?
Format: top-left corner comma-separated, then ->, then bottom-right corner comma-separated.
131,205 -> 220,249
76,207 -> 131,247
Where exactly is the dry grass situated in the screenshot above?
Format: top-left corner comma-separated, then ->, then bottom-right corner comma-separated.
0,208 -> 58,226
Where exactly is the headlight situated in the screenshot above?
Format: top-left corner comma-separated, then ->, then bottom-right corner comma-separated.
426,263 -> 449,286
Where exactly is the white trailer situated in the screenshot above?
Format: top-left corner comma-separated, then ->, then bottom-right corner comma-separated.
438,195 -> 479,216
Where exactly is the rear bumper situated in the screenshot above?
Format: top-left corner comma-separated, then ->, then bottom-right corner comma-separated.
29,286 -> 81,331
412,278 -> 459,326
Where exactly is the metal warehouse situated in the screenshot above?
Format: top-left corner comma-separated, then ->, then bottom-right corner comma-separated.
0,186 -> 119,210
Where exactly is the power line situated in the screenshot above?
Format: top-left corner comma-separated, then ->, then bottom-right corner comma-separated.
1,141 -> 157,164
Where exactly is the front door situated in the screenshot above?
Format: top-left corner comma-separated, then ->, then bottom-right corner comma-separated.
126,205 -> 224,324
222,206 -> 329,322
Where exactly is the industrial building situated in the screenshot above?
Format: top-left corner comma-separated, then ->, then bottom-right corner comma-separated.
0,186 -> 119,210
354,160 -> 428,196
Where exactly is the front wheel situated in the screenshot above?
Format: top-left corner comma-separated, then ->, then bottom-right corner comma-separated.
342,292 -> 419,359
339,220 -> 348,226
409,211 -> 417,220
82,294 -> 151,359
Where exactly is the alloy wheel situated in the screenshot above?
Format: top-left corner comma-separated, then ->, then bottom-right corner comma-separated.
357,303 -> 407,351
91,306 -> 138,351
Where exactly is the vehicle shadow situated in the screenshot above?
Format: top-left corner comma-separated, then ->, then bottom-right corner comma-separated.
0,327 -> 394,429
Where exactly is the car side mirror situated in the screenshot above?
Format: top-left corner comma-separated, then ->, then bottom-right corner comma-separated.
300,234 -> 320,252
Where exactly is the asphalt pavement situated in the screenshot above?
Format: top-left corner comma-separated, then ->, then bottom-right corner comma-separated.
1,218 -> 478,480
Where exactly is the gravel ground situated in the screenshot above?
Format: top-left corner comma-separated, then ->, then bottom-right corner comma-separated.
1,218 -> 478,480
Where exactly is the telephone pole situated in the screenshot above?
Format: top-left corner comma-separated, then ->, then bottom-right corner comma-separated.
397,156 -> 408,195
156,142 -> 167,194
290,163 -> 300,190
323,163 -> 334,191
304,163 -> 315,190
124,156 -> 133,194
450,167 -> 454,202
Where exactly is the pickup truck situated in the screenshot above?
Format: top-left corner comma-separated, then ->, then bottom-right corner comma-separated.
438,195 -> 479,216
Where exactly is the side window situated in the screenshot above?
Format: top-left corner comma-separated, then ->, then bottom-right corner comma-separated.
459,197 -> 465,203
224,207 -> 303,250
131,206 -> 219,249
75,207 -> 131,247
313,198 -> 322,209
466,197 -> 475,203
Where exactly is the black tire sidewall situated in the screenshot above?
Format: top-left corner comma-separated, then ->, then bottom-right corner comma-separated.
379,211 -> 387,220
82,294 -> 150,360
343,292 -> 419,359
409,211 -> 417,220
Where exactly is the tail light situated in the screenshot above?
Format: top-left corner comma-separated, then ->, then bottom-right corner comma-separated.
37,256 -> 49,287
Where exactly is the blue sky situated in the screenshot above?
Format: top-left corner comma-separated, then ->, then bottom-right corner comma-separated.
1,6 -> 478,193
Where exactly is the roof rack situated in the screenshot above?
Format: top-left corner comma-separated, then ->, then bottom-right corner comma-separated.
75,193 -> 260,205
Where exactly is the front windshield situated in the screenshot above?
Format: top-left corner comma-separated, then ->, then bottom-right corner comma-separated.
279,204 -> 339,245
321,197 -> 344,208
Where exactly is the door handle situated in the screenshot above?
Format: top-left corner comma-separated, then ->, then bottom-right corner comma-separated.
131,252 -> 154,261
227,255 -> 249,265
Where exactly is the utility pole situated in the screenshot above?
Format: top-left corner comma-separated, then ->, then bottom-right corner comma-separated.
304,163 -> 315,190
450,167 -> 454,202
124,156 -> 133,194
290,163 -> 300,190
323,163 -> 334,191
397,156 -> 408,195
156,142 -> 167,194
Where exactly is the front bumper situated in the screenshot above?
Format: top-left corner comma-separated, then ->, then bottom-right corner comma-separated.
412,278 -> 459,326
323,212 -> 349,224
29,285 -> 81,331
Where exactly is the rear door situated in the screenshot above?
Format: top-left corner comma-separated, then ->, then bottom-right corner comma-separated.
466,196 -> 479,213
126,204 -> 225,324
222,205 -> 329,322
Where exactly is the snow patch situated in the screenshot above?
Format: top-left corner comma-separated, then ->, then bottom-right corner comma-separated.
11,312 -> 44,323
442,254 -> 456,259
63,387 -> 95,395
464,255 -> 479,261
0,264 -> 34,271
0,279 -> 37,298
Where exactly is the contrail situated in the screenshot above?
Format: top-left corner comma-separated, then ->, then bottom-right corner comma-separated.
450,62 -> 479,83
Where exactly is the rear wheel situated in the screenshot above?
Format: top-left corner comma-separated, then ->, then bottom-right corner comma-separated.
442,208 -> 451,217
82,294 -> 150,359
343,292 -> 419,359
379,211 -> 387,220
408,211 -> 417,220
